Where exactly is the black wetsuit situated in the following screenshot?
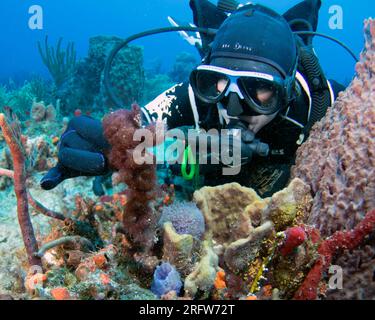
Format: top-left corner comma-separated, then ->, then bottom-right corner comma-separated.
140,76 -> 342,197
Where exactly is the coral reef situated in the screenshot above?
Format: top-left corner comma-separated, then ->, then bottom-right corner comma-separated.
1,79 -> 53,121
1,20 -> 374,301
168,52 -> 198,83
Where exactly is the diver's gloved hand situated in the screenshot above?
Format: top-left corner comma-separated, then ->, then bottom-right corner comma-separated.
40,116 -> 111,190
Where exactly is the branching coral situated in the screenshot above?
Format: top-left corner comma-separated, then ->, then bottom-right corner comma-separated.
38,36 -> 77,89
0,113 -> 41,268
102,104 -> 158,253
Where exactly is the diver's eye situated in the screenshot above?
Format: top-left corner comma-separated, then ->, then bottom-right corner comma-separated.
256,88 -> 274,104
216,78 -> 229,93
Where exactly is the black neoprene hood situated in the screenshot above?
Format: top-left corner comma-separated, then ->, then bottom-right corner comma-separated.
209,4 -> 298,78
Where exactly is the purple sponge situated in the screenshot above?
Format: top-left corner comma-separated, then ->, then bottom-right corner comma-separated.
151,262 -> 182,297
158,201 -> 205,239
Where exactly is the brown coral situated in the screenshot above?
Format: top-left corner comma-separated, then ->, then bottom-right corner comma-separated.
103,104 -> 158,253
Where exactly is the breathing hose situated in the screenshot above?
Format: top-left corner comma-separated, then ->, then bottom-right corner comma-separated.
104,26 -> 217,108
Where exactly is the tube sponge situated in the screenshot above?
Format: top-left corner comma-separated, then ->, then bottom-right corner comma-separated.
158,201 -> 205,239
151,262 -> 182,297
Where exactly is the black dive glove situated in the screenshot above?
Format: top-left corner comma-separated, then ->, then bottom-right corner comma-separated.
40,116 -> 111,190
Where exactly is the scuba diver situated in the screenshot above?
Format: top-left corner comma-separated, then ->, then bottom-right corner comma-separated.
40,0 -> 347,197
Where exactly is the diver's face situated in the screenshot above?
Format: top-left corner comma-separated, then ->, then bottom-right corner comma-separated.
211,58 -> 282,133
217,79 -> 274,105
239,113 -> 278,133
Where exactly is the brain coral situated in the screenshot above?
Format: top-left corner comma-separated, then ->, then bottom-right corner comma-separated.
291,19 -> 375,237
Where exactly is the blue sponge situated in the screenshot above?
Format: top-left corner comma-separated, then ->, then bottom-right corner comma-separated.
151,262 -> 182,297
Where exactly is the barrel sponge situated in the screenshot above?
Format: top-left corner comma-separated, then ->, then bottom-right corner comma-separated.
291,19 -> 375,237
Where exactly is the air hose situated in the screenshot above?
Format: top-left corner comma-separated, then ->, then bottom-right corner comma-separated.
104,25 -> 357,109
288,23 -> 358,134
297,41 -> 332,132
104,26 -> 217,108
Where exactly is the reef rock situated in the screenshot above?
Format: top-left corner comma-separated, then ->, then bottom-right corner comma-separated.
291,19 -> 375,237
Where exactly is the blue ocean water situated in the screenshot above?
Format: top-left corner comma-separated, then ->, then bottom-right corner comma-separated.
0,0 -> 373,86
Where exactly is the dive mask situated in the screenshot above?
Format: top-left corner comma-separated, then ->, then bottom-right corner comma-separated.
190,64 -> 291,115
